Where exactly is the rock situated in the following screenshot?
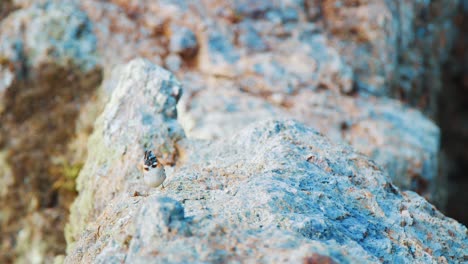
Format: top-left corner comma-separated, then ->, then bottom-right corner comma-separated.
177,78 -> 286,140
78,0 -> 167,71
199,27 -> 240,77
0,0 -> 15,20
0,0 -> 464,263
236,23 -> 267,52
320,0 -> 459,116
66,58 -> 185,250
178,77 -> 443,206
164,53 -> 182,72
289,91 -> 442,204
169,26 -> 198,58
78,0 -> 460,114
0,1 -> 98,74
66,116 -> 467,263
0,1 -> 102,263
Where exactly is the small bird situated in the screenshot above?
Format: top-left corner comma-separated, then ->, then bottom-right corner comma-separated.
143,150 -> 166,188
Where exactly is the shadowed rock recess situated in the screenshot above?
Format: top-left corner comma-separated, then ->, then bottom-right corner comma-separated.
66,59 -> 467,264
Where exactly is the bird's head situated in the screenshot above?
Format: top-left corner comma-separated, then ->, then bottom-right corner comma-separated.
143,150 -> 158,171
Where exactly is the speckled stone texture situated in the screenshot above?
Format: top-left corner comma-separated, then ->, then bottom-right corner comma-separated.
73,0 -> 448,206
66,59 -> 185,251
178,77 -> 442,205
65,59 -> 467,264
0,0 -> 466,263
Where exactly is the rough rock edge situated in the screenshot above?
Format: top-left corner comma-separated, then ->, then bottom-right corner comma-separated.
66,59 -> 467,263
66,58 -> 185,251
67,119 -> 467,263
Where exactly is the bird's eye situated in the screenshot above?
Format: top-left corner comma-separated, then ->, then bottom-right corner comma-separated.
144,167 -> 149,171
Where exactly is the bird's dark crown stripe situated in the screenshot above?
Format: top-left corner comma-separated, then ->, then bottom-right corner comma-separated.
144,150 -> 158,167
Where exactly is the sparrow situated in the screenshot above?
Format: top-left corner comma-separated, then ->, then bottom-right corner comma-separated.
143,150 -> 166,188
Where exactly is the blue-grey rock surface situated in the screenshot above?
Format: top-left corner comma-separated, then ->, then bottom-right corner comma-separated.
27,0 -> 439,209
66,59 -> 185,251
66,59 -> 467,264
178,77 -> 443,206
0,0 -> 465,263
73,0 -> 446,205
169,26 -> 198,58
0,1 -> 98,77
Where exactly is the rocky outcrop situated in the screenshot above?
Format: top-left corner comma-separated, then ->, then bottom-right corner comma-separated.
82,0 -> 460,114
0,2 -> 101,263
318,0 -> 459,116
66,60 -> 467,262
77,0 -> 446,207
66,59 -> 184,251
0,0 -> 466,263
179,77 -> 442,204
